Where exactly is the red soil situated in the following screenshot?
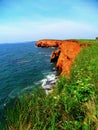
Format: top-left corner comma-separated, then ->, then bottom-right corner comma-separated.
36,40 -> 82,75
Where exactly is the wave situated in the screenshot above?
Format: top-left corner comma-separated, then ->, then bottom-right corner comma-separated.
2,86 -> 34,108
40,73 -> 57,94
10,59 -> 32,65
17,59 -> 32,64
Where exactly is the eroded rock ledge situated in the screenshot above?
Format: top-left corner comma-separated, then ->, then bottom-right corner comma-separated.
36,39 -> 82,75
36,39 -> 63,47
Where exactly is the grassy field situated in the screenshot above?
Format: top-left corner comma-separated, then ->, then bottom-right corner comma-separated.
1,39 -> 98,130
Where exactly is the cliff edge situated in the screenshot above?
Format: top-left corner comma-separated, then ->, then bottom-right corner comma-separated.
36,39 -> 82,75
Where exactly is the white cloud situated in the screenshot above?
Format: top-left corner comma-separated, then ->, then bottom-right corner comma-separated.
0,19 -> 98,43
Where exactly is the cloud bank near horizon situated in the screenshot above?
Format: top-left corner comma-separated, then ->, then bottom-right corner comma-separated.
0,19 -> 97,43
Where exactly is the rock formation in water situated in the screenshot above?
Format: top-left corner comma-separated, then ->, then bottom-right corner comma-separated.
36,39 -> 82,75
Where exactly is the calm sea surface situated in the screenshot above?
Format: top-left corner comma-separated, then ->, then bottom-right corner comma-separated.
0,42 -> 56,109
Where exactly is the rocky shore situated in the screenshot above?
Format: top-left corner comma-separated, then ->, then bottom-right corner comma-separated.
36,39 -> 82,75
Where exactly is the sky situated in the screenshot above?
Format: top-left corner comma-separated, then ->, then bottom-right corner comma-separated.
0,0 -> 98,43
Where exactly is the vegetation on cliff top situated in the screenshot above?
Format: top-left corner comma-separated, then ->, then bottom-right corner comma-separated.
1,39 -> 98,130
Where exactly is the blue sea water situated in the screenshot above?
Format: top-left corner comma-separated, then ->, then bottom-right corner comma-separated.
0,42 -> 56,109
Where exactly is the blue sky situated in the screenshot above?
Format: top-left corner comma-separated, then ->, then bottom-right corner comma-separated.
0,0 -> 98,43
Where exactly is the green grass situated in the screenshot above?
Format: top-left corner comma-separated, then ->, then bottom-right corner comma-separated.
1,39 -> 98,130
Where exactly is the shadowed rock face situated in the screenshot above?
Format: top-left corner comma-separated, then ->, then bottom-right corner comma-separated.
51,49 -> 61,62
36,39 -> 82,75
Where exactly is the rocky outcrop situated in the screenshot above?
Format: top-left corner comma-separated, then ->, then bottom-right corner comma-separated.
36,39 -> 62,47
36,39 -> 82,75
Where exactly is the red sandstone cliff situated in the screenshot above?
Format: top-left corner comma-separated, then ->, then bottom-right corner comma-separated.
36,39 -> 82,75
36,39 -> 62,47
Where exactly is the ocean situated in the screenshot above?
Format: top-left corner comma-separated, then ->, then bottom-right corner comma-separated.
0,42 -> 56,110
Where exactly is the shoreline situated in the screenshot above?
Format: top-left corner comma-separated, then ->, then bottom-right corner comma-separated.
36,39 -> 82,94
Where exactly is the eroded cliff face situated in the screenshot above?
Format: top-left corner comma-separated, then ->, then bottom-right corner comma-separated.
36,39 -> 62,47
36,40 -> 82,75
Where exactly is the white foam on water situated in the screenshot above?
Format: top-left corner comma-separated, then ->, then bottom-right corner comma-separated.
40,73 -> 57,94
8,89 -> 20,99
45,54 -> 51,57
20,86 -> 33,94
18,59 -> 32,64
46,74 -> 56,81
7,86 -> 34,100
